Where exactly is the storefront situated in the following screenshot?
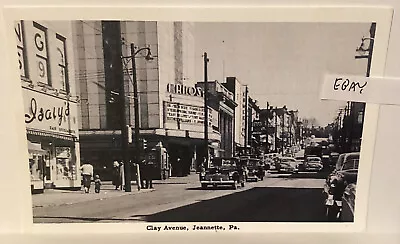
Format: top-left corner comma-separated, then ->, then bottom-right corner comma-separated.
23,87 -> 81,191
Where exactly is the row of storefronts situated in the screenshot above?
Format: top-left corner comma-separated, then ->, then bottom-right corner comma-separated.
18,20 -> 257,191
16,20 -> 81,193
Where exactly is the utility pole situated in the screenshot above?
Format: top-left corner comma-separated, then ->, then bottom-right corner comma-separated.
274,107 -> 278,153
131,43 -> 141,191
265,102 -> 270,154
203,52 -> 209,169
281,107 -> 285,154
244,86 -> 249,152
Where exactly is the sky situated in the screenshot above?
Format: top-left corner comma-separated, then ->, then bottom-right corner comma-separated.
193,22 -> 371,126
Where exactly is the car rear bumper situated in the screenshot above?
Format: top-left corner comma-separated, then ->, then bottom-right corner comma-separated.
201,180 -> 235,185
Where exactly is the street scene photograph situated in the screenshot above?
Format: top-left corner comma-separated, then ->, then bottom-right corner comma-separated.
16,20 -> 374,223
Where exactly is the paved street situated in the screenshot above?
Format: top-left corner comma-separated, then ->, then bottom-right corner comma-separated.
33,171 -> 329,223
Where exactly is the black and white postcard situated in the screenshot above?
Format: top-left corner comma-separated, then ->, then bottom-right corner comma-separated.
2,6 -> 393,233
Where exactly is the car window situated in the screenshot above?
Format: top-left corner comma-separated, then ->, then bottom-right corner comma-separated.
342,159 -> 359,170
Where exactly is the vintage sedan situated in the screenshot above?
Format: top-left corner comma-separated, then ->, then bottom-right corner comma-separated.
323,152 -> 360,221
304,156 -> 323,171
341,183 -> 356,222
200,157 -> 245,189
243,158 -> 265,182
277,157 -> 298,173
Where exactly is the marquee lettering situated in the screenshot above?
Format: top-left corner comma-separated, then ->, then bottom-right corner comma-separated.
167,83 -> 203,97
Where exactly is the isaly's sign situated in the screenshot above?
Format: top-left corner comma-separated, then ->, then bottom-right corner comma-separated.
23,88 -> 78,136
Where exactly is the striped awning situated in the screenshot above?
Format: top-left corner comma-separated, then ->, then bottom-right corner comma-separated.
27,129 -> 78,141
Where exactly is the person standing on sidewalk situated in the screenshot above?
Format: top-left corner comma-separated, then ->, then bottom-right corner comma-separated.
94,174 -> 102,193
119,161 -> 125,191
112,161 -> 120,190
80,162 -> 94,193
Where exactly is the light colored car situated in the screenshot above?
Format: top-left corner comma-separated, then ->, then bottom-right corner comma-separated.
277,157 -> 298,173
305,156 -> 323,171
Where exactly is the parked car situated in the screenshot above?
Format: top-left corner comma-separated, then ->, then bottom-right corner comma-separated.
341,183 -> 356,222
323,152 -> 360,221
243,158 -> 265,181
200,157 -> 246,189
304,156 -> 323,171
277,157 -> 298,173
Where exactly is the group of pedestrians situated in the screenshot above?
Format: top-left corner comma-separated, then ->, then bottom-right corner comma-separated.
80,159 -> 157,193
80,162 -> 101,194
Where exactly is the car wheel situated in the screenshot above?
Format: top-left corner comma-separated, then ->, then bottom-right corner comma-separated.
201,183 -> 207,189
326,206 -> 339,221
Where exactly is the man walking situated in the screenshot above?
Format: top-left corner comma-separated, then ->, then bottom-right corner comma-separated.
80,162 -> 94,193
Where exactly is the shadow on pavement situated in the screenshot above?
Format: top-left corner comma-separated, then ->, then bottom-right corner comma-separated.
130,186 -> 338,222
33,216 -> 136,222
186,186 -> 241,191
285,172 -> 330,179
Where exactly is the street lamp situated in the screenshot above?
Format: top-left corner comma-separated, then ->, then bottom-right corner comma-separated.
121,43 -> 153,192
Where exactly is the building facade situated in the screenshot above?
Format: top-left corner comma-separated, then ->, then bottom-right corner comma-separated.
16,20 -> 81,192
223,77 -> 248,155
73,21 -> 223,179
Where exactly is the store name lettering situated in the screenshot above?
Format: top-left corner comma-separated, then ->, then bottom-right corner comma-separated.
167,83 -> 203,97
25,97 -> 70,126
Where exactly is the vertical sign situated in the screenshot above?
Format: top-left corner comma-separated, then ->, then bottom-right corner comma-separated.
33,22 -> 50,85
15,21 -> 26,77
56,35 -> 67,90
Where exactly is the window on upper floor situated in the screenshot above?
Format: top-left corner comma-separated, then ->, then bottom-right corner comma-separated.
55,33 -> 70,93
33,22 -> 51,86
15,20 -> 28,79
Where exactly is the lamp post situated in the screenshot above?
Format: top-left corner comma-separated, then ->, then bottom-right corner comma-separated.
203,52 -> 209,169
121,43 -> 153,192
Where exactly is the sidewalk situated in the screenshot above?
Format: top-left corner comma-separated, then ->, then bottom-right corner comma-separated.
32,173 -> 200,209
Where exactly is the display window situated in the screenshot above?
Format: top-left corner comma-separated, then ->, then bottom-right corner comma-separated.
29,153 -> 44,181
55,146 -> 76,180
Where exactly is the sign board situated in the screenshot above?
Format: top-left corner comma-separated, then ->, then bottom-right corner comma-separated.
164,101 -> 218,128
23,88 -> 78,137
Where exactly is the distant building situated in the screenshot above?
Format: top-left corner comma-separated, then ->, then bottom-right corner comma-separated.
17,21 -> 81,192
223,77 -> 248,155
196,80 -> 237,159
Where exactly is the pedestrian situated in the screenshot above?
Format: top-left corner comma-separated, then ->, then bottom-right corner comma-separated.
94,174 -> 102,193
145,160 -> 155,189
112,160 -> 120,190
119,161 -> 125,190
80,162 -> 94,193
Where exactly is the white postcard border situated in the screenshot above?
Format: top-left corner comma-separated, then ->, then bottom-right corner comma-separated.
0,5 -> 393,234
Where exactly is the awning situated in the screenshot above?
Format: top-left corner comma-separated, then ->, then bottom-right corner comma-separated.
27,140 -> 46,154
27,129 -> 77,141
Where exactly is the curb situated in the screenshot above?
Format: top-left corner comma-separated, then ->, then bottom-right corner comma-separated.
33,188 -> 155,209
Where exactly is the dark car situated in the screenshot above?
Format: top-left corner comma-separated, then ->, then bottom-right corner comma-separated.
243,158 -> 265,182
199,157 -> 245,189
323,152 -> 360,221
341,183 -> 356,222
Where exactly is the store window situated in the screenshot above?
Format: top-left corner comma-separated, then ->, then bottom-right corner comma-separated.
55,147 -> 76,180
55,34 -> 69,93
29,153 -> 44,181
15,20 -> 28,78
33,22 -> 51,86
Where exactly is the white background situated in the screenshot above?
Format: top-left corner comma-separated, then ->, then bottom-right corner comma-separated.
0,0 -> 399,243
